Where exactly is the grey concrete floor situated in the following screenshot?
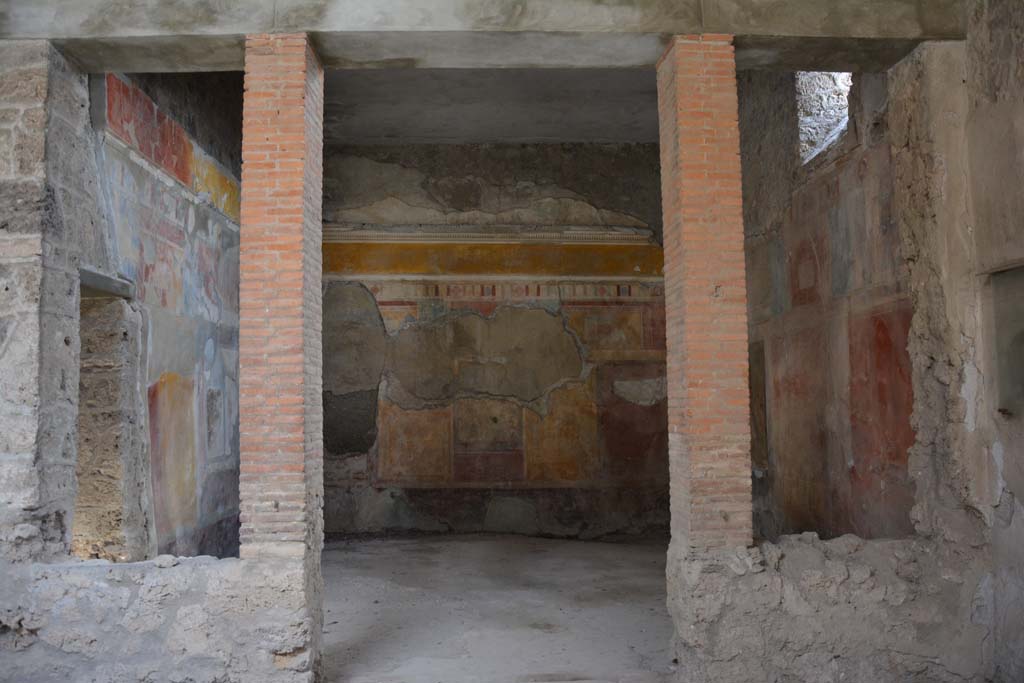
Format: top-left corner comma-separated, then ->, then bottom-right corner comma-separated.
322,534 -> 674,683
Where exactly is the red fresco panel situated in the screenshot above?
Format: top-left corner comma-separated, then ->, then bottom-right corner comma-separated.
844,300 -> 916,538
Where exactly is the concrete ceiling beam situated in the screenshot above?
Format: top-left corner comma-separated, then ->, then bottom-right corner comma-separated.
0,0 -> 966,72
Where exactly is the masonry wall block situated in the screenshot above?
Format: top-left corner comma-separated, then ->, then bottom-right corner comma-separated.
73,296 -> 150,562
0,35 -> 318,683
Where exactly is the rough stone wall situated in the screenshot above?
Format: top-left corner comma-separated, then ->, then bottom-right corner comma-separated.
965,0 -> 1024,677
320,144 -> 668,537
742,69 -> 915,541
1,555 -> 313,682
796,71 -> 853,162
73,297 -> 151,561
669,533 -> 990,682
0,41 -> 72,563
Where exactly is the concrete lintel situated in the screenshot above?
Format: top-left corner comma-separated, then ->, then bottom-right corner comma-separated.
704,0 -> 966,42
4,0 -> 965,73
735,36 -> 923,72
56,32 -> 939,74
80,267 -> 135,300
57,35 -> 245,73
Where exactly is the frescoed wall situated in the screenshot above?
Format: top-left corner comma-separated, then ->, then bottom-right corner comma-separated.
740,71 -> 916,540
321,144 -> 669,537
98,73 -> 241,556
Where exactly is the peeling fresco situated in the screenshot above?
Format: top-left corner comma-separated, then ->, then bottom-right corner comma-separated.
323,145 -> 662,239
323,276 -> 669,537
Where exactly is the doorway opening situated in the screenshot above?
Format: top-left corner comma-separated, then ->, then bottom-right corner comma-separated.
319,67 -> 673,682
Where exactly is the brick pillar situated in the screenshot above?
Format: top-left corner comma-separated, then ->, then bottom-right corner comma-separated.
239,33 -> 324,570
656,35 -> 752,550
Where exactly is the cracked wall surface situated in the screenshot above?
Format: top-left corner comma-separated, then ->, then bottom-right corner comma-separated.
323,144 -> 663,241
323,279 -> 670,538
321,143 -> 668,537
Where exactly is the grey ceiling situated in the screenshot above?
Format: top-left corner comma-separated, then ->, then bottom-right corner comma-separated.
323,68 -> 659,145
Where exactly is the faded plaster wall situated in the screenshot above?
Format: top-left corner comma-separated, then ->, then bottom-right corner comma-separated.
742,69 -> 915,542
321,144 -> 669,537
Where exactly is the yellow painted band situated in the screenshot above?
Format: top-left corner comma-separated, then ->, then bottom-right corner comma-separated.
322,242 -> 664,277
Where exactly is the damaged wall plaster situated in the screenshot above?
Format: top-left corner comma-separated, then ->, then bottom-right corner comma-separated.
321,144 -> 669,539
99,73 -> 241,558
323,144 -> 663,242
323,279 -> 670,538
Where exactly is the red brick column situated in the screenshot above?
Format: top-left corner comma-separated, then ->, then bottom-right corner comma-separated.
656,35 -> 752,550
238,33 -> 324,567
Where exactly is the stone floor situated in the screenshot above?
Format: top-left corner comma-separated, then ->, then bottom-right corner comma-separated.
322,534 -> 674,683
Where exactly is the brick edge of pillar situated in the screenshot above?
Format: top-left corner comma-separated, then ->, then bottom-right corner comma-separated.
237,31 -> 325,675
656,33 -> 754,554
